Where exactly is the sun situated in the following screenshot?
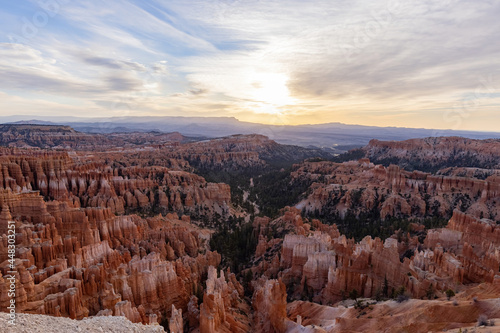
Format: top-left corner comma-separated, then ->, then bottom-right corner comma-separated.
248,72 -> 295,114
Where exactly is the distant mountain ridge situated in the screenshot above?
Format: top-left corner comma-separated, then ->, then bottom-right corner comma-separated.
2,115 -> 499,152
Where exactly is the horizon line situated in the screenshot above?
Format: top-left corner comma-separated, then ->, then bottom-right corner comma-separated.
1,115 -> 500,135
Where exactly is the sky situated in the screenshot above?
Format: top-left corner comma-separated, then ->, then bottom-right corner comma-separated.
0,0 -> 499,131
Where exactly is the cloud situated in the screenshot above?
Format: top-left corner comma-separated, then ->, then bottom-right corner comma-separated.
59,0 -> 217,54
0,0 -> 499,131
189,88 -> 208,96
0,43 -> 46,63
0,43 -> 148,96
104,73 -> 143,92
152,61 -> 169,74
82,55 -> 147,72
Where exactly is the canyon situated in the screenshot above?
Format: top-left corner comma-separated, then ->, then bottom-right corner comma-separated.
294,158 -> 500,222
250,206 -> 500,332
0,125 -> 499,332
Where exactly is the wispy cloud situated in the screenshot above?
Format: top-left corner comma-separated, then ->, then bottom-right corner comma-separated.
0,0 -> 499,131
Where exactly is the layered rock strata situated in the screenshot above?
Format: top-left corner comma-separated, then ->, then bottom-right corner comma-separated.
294,159 -> 500,221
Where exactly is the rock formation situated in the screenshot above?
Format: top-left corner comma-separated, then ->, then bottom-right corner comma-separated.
198,266 -> 250,333
2,131 -> 500,332
252,278 -> 289,332
362,137 -> 500,171
169,304 -> 183,333
0,148 -> 231,222
0,124 -> 187,150
249,207 -> 500,333
293,159 -> 500,221
0,177 -> 224,327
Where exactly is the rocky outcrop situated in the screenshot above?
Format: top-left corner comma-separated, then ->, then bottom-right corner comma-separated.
0,124 -> 188,150
294,159 -> 500,221
0,183 -> 223,326
424,211 -> 500,284
362,137 -> 500,171
159,134 -> 330,171
1,126 -> 330,172
3,131 -> 500,332
286,294 -> 500,333
169,304 -> 183,333
0,124 -> 99,150
198,266 -> 249,333
252,279 -> 290,333
0,312 -> 166,332
253,207 -> 500,312
0,150 -> 231,222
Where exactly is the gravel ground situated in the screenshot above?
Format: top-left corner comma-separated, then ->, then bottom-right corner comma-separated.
0,313 -> 166,333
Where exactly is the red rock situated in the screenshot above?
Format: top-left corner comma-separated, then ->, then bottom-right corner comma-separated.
364,137 -> 500,170
169,304 -> 183,333
199,266 -> 249,333
252,279 -> 291,333
293,159 -> 499,221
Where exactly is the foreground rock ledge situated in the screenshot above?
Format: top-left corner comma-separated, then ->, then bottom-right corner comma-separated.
0,313 -> 165,333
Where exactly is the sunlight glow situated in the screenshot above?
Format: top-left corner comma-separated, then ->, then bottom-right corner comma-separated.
248,73 -> 295,114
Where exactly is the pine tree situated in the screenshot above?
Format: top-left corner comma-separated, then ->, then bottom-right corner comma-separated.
383,276 -> 389,297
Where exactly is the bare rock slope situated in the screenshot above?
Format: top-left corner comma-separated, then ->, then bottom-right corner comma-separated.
0,312 -> 165,333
